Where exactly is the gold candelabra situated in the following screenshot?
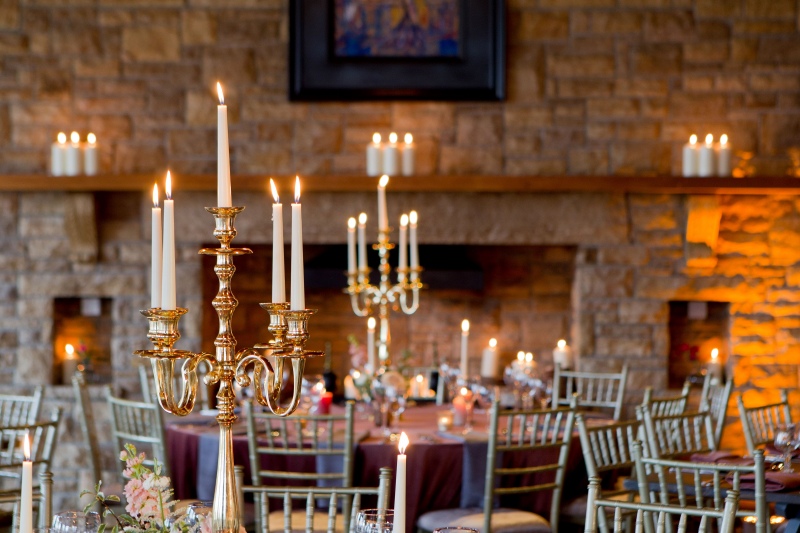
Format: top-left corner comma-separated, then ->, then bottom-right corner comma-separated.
135,206 -> 321,533
345,228 -> 422,369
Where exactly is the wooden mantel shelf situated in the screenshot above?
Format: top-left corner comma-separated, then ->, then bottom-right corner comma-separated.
3,174 -> 800,194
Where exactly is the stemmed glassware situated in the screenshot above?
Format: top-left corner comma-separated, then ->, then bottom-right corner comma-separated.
355,509 -> 394,533
51,511 -> 101,533
774,423 -> 798,472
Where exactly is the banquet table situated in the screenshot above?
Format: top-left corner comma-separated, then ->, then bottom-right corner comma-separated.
166,403 -> 589,533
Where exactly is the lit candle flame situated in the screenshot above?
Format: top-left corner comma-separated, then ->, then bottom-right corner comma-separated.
517,350 -> 525,362
379,174 -> 389,188
217,82 -> 224,105
294,176 -> 301,203
389,132 -> 398,144
23,433 -> 30,462
165,171 -> 172,200
720,134 -> 728,146
348,217 -> 356,229
711,348 -> 719,361
65,343 -> 75,356
460,386 -> 469,396
689,134 -> 697,145
398,431 -> 409,454
152,184 -> 159,208
489,338 -> 497,348
525,352 -> 533,363
270,178 -> 279,204
461,319 -> 470,333
57,132 -> 66,144
400,213 -> 408,227
367,316 -> 376,330
705,133 -> 713,146
557,339 -> 566,349
404,133 -> 413,144
372,133 -> 381,144
358,212 -> 367,225
87,133 -> 96,145
353,370 -> 360,379
416,374 -> 423,383
409,211 -> 418,225
70,131 -> 80,144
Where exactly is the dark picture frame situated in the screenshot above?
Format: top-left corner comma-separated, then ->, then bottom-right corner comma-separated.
289,0 -> 506,101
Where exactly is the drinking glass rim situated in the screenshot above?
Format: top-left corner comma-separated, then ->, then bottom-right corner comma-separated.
433,528 -> 480,533
358,509 -> 394,521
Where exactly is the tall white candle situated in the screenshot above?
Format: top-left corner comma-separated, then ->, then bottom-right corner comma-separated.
717,134 -> 732,177
290,176 -> 304,310
398,214 -> 408,283
377,174 -> 389,233
151,183 -> 162,309
366,133 -> 382,176
161,172 -> 176,311
20,433 -> 32,533
84,132 -> 98,176
270,179 -> 285,303
357,213 -> 368,271
347,217 -> 357,275
409,211 -> 418,281
460,319 -> 470,376
216,82 -> 232,207
65,131 -> 81,176
698,133 -> 715,177
480,338 -> 499,379
682,134 -> 699,177
392,432 -> 408,533
62,343 -> 79,384
401,133 -> 415,176
367,317 -> 376,373
50,132 -> 67,176
383,132 -> 399,176
553,339 -> 573,369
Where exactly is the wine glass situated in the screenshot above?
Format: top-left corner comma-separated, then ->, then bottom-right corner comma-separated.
774,423 -> 796,472
52,511 -> 101,533
355,509 -> 394,533
388,393 -> 407,434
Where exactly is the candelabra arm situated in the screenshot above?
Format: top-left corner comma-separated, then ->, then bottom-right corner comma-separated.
349,291 -> 370,317
236,349 -> 306,416
398,285 -> 421,314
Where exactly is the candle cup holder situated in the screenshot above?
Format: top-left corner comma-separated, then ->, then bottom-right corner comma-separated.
254,302 -> 290,351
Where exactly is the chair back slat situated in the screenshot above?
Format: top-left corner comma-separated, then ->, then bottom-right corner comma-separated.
638,406 -> 715,459
736,390 -> 791,454
553,364 -> 628,421
0,387 -> 44,428
699,376 -> 733,448
72,373 -> 101,487
643,382 -> 691,418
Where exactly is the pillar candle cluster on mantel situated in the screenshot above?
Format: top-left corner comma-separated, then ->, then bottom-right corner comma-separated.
682,134 -> 732,177
366,132 -> 415,176
50,131 -> 98,177
149,82 -> 307,311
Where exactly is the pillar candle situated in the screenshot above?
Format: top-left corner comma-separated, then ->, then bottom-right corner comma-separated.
216,82 -> 232,207
480,338 -> 499,379
452,391 -> 468,426
460,319 -> 470,376
382,132 -> 399,176
392,432 -> 408,533
367,317 -> 376,373
161,171 -> 176,311
698,134 -> 715,177
401,133 -> 415,176
553,339 -> 573,369
65,131 -> 81,176
290,176 -> 304,310
398,214 -> 408,283
357,213 -> 368,271
84,133 -> 98,176
62,343 -> 79,384
50,132 -> 67,176
366,133 -> 382,176
708,348 -> 723,384
20,434 -> 32,533
379,316 -> 389,362
409,211 -> 418,281
717,134 -> 732,177
343,374 -> 361,400
377,175 -> 389,233
347,217 -> 357,275
682,134 -> 699,177
270,179 -> 285,303
151,184 -> 162,309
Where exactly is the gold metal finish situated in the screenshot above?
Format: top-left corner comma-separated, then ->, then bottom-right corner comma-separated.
345,228 -> 422,368
136,206 -> 321,533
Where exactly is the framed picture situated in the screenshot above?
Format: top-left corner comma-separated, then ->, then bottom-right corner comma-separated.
289,0 -> 506,101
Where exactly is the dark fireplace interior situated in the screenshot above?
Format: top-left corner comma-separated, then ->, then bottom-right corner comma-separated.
668,301 -> 730,389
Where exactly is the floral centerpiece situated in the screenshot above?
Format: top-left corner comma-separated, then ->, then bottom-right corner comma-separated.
82,444 -> 211,533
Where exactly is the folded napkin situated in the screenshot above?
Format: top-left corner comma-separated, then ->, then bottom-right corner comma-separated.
690,451 -> 754,465
739,471 -> 800,492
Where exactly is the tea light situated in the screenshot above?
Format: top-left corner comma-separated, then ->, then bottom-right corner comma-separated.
480,338 -> 499,379
437,411 -> 453,431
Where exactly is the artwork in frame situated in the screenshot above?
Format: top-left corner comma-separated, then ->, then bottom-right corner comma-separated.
290,0 -> 506,101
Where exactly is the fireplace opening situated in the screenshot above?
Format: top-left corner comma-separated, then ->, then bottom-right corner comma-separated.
202,244 -> 576,390
668,301 -> 730,389
52,297 -> 113,385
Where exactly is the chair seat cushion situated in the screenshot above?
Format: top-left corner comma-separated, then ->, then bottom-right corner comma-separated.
417,507 -> 551,533
267,509 -> 345,533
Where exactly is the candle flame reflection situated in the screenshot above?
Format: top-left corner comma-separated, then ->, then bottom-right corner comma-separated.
398,431 -> 409,454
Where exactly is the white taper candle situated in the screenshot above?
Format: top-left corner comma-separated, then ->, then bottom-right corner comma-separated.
392,432 -> 409,533
161,171 -> 176,310
367,316 -> 376,373
216,82 -> 232,207
270,179 -> 285,303
20,433 -> 32,533
347,217 -> 357,275
357,212 -> 367,271
460,319 -> 470,377
151,183 -> 162,309
398,214 -> 408,283
290,176 -> 304,310
377,174 -> 389,233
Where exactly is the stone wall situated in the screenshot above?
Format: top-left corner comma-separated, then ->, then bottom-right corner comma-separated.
0,1 -> 800,176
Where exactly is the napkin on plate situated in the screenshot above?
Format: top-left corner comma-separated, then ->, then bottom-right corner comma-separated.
739,471 -> 800,492
690,451 -> 754,465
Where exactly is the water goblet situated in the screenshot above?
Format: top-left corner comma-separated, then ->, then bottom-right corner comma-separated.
774,423 -> 797,472
52,511 -> 101,533
355,509 -> 394,533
